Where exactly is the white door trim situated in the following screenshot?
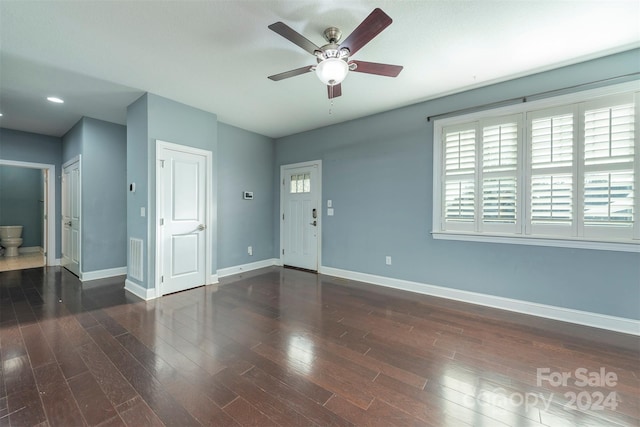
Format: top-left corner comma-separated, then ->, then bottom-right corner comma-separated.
279,160 -> 322,270
0,159 -> 57,266
155,140 -> 213,297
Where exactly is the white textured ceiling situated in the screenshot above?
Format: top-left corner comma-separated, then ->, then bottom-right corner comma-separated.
1,1 -> 638,138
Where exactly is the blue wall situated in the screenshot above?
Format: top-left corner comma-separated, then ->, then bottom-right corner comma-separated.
62,117 -> 127,273
0,128 -> 62,258
127,93 -> 218,289
82,118 -> 127,271
126,95 -> 149,286
0,165 -> 42,248
62,120 -> 82,162
218,123 -> 275,268
275,49 -> 640,320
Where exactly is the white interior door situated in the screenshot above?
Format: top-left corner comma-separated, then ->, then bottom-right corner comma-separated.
158,144 -> 207,295
281,162 -> 321,271
61,159 -> 80,276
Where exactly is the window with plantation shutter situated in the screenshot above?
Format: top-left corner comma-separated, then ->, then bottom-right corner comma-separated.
433,81 -> 639,252
481,119 -> 519,231
528,108 -> 575,235
443,127 -> 476,230
582,97 -> 635,239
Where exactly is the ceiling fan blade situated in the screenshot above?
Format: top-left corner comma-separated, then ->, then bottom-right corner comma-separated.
268,65 -> 314,81
350,60 -> 403,77
268,22 -> 320,55
327,84 -> 342,99
340,8 -> 392,56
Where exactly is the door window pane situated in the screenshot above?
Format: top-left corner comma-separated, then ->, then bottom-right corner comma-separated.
290,173 -> 311,193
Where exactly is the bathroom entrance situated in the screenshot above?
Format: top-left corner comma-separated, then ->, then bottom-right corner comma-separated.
0,159 -> 55,271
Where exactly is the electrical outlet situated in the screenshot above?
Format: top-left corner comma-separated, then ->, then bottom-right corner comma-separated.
385,256 -> 392,265
248,246 -> 253,256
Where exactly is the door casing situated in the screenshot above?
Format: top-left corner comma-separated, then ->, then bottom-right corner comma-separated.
155,140 -> 213,296
279,160 -> 322,271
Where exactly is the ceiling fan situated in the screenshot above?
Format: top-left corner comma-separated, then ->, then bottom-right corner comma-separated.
267,8 -> 403,99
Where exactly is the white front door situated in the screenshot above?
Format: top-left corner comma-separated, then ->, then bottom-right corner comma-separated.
281,161 -> 321,271
158,142 -> 209,295
61,158 -> 81,276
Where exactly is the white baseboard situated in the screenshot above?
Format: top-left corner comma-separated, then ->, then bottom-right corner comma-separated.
50,258 -> 62,266
125,279 -> 156,300
217,258 -> 279,278
18,246 -> 41,254
124,275 -> 220,301
320,266 -> 640,336
80,267 -> 127,282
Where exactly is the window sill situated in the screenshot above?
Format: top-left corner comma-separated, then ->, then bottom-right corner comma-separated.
431,231 -> 640,253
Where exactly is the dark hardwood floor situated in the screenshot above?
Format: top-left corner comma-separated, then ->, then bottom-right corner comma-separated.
0,266 -> 638,427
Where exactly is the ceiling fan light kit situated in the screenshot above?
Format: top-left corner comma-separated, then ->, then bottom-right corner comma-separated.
268,8 -> 403,99
315,58 -> 349,86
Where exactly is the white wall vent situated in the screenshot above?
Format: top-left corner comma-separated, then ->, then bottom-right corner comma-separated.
129,238 -> 144,281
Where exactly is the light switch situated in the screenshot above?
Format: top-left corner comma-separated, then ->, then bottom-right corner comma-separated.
327,200 -> 332,207
140,207 -> 145,217
327,208 -> 334,216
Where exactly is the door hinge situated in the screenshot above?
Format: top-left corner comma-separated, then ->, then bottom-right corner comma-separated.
160,218 -> 164,226
282,213 -> 285,220
160,159 -> 165,168
161,276 -> 164,283
282,249 -> 284,255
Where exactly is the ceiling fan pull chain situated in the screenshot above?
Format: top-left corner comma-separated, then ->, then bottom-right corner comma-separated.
330,87 -> 336,115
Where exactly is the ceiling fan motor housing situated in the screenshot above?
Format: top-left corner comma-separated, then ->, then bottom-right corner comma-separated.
323,27 -> 342,43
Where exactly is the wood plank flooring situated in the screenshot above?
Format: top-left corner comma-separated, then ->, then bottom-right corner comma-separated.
0,266 -> 638,426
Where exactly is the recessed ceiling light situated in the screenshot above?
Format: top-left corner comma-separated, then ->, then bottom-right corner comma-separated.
0,113 -> 3,117
47,96 -> 64,104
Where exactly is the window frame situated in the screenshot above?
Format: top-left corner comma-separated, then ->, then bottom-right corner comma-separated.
432,81 -> 640,253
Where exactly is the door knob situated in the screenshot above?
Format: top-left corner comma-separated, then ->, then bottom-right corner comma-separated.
66,221 -> 72,226
310,220 -> 317,226
197,224 -> 206,231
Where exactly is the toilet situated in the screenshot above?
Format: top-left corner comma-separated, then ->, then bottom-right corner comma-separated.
0,226 -> 24,257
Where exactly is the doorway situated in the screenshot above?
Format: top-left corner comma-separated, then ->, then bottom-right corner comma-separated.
280,161 -> 322,271
156,141 -> 213,296
0,159 -> 55,270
